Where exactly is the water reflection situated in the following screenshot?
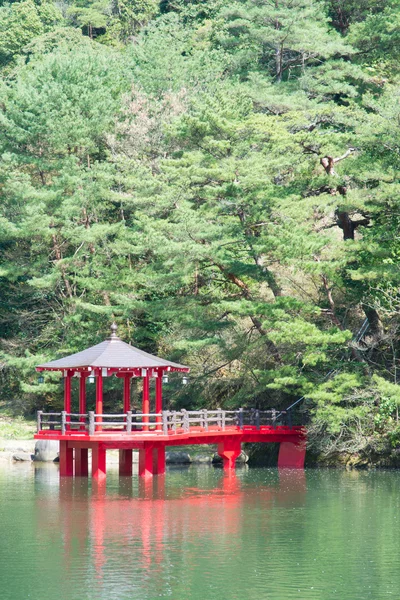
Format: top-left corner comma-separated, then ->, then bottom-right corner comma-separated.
5,463 -> 400,600
32,466 -> 306,600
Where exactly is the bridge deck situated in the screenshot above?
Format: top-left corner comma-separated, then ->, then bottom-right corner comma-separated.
35,409 -> 306,477
35,424 -> 304,447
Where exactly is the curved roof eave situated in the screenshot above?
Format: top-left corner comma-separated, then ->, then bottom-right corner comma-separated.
36,333 -> 190,373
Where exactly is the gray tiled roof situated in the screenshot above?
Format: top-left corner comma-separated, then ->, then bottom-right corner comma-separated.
37,326 -> 189,372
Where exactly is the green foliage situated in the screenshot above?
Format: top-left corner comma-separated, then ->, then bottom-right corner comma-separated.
216,0 -> 350,81
0,416 -> 35,440
0,0 -> 62,68
0,0 -> 400,462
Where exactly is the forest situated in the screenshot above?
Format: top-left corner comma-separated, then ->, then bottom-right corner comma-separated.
1,0 -> 400,464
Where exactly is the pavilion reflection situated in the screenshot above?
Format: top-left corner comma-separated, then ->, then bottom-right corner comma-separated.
33,466 -> 306,591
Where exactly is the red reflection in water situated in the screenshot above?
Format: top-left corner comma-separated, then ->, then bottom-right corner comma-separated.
34,468 -> 307,589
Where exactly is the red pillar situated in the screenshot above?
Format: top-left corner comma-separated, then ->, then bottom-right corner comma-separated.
75,448 -> 89,476
64,371 -> 72,427
59,440 -> 74,476
95,370 -> 103,432
142,373 -> 149,431
278,440 -> 306,468
79,374 -> 87,430
153,446 -> 166,475
119,449 -> 133,476
123,375 -> 131,413
92,444 -> 106,480
217,438 -> 242,471
139,445 -> 154,478
155,373 -> 162,431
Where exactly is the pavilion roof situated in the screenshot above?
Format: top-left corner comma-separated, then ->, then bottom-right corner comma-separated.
36,324 -> 189,373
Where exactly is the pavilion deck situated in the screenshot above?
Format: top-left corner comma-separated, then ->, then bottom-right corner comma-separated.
35,408 -> 306,478
36,407 -> 302,440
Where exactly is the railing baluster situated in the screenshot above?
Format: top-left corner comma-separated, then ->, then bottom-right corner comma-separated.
203,409 -> 208,431
182,409 -> 189,432
37,410 -> 42,433
272,408 -> 276,429
250,408 -> 254,426
89,411 -> 95,436
126,411 -> 132,434
256,409 -> 260,430
61,411 -> 66,435
162,411 -> 168,435
172,412 -> 177,432
222,410 -> 226,430
239,407 -> 244,429
217,408 -> 222,429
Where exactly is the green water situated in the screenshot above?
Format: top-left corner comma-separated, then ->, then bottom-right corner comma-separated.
0,463 -> 399,600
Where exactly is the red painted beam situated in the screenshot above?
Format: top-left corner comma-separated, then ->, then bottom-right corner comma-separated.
92,444 -> 106,480
139,445 -> 154,478
64,372 -> 72,427
217,438 -> 242,470
123,375 -> 131,413
79,374 -> 86,430
278,440 -> 306,468
59,440 -> 73,476
155,373 -> 162,431
95,370 -> 103,432
119,449 -> 133,476
75,447 -> 89,476
153,446 -> 166,475
142,374 -> 149,431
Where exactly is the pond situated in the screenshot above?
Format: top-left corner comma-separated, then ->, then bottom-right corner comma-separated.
0,463 -> 399,600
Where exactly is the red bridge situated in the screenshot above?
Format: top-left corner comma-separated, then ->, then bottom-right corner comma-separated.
35,324 -> 306,480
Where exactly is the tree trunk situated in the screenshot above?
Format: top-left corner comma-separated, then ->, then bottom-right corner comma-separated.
362,305 -> 384,345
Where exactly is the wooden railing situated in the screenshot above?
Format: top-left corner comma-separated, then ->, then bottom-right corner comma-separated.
37,408 -> 293,435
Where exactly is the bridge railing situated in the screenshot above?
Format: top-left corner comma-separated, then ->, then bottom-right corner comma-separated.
161,409 -> 238,433
37,407 -> 295,435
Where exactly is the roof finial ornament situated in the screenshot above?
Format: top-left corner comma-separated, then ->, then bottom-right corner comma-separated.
110,322 -> 118,339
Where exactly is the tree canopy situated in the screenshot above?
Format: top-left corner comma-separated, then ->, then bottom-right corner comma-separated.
1,0 -> 400,461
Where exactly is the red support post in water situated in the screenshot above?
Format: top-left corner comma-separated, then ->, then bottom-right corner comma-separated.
155,372 -> 162,431
59,440 -> 74,476
278,440 -> 306,468
95,370 -> 103,432
123,375 -> 131,414
92,444 -> 106,480
75,447 -> 89,476
217,438 -> 242,471
139,445 -> 154,478
142,373 -> 150,431
153,446 -> 166,475
119,449 -> 133,476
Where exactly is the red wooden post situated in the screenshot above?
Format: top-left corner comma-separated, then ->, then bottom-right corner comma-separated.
123,375 -> 131,414
95,370 -> 103,432
119,449 -> 133,476
139,445 -> 153,477
79,374 -> 87,430
153,446 -> 166,475
59,440 -> 74,476
64,371 -> 72,428
142,372 -> 149,431
75,448 -> 89,476
155,372 -> 162,431
92,444 -> 106,480
217,438 -> 241,471
278,440 -> 306,468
